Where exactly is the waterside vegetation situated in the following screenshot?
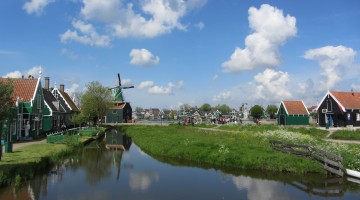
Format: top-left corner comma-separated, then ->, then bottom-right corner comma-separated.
121,124 -> 360,174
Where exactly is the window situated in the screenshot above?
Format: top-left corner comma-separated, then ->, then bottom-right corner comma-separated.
37,94 -> 41,109
347,113 -> 351,121
113,110 -> 117,114
356,113 -> 360,121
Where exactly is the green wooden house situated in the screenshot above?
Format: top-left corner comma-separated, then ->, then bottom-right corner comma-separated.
277,100 -> 309,125
0,75 -> 45,140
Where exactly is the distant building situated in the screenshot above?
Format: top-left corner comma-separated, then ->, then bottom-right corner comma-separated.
277,100 -> 310,125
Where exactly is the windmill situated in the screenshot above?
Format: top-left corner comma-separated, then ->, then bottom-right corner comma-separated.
109,73 -> 134,102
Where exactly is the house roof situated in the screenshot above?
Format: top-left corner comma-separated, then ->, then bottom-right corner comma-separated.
58,90 -> 80,112
113,102 -> 126,109
43,89 -> 60,113
0,78 -> 38,104
330,91 -> 360,110
281,100 -> 309,115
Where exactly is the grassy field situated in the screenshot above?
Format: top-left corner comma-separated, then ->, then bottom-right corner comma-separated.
121,124 -> 360,174
330,129 -> 360,140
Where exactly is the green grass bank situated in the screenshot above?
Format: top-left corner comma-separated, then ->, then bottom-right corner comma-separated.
121,124 -> 360,174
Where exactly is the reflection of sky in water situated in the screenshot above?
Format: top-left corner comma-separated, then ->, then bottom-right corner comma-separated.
232,176 -> 294,200
129,171 -> 159,191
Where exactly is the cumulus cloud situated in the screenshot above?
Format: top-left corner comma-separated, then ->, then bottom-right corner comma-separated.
60,0 -> 207,46
139,80 -> 184,95
138,81 -> 155,89
2,71 -> 22,78
2,66 -> 43,78
23,0 -> 55,15
130,49 -> 160,66
222,4 -> 297,73
65,83 -> 79,97
213,91 -> 231,102
252,69 -> 292,101
60,20 -> 111,47
129,171 -> 159,191
304,45 -> 356,90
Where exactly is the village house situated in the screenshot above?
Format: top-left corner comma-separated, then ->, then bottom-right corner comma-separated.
317,91 -> 360,127
52,83 -> 79,127
277,100 -> 310,125
0,74 -> 44,140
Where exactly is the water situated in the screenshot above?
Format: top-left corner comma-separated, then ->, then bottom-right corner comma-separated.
1,130 -> 359,200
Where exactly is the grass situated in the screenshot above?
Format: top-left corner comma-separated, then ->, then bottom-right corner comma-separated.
330,129 -> 360,140
121,124 -> 360,174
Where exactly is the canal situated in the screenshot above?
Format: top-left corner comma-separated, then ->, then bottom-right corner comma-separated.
0,130 -> 359,199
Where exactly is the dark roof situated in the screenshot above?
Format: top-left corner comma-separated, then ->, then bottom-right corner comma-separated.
59,90 -> 79,112
43,89 -> 60,112
0,78 -> 38,103
282,101 -> 309,115
331,91 -> 360,109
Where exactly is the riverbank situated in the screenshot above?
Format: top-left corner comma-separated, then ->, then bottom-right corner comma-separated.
0,127 -> 107,187
121,124 -> 360,174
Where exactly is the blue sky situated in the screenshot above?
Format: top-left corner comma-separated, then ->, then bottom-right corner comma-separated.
1,0 -> 359,110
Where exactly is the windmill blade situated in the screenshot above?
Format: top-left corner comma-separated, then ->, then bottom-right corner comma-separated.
122,86 -> 134,89
118,73 -> 121,86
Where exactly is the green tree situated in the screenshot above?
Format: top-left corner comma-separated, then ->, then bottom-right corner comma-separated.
266,105 -> 278,119
218,104 -> 231,115
199,103 -> 212,113
0,79 -> 14,122
71,113 -> 88,127
80,81 -> 112,126
250,105 -> 263,119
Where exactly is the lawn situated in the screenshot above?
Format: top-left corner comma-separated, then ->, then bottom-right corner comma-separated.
330,129 -> 360,140
121,124 -> 360,174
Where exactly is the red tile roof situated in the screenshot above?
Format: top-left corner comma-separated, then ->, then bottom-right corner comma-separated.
0,78 -> 38,103
331,91 -> 360,109
282,101 -> 309,115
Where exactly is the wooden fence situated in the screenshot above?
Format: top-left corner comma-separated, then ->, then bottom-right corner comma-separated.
269,140 -> 344,177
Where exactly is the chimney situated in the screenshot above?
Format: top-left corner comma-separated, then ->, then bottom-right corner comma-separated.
45,77 -> 50,90
60,84 -> 64,92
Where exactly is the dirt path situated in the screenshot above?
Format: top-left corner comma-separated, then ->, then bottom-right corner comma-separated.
3,139 -> 47,152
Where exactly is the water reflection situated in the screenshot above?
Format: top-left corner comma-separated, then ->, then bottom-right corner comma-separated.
0,129 -> 359,200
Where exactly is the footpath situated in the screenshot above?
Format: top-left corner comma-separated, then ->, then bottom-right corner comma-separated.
2,139 -> 46,153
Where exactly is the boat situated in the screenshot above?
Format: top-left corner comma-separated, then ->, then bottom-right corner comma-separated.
346,169 -> 360,179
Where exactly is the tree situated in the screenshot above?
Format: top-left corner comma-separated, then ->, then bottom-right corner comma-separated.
71,113 -> 88,127
80,81 -> 112,126
0,79 -> 14,122
266,105 -> 278,119
217,104 -> 231,115
135,107 -> 143,113
250,105 -> 263,119
199,103 -> 212,113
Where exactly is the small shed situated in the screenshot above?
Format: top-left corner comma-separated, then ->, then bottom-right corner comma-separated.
105,102 -> 132,123
277,100 -> 309,125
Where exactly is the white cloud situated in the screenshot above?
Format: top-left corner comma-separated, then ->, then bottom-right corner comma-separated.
122,79 -> 132,86
2,71 -> 22,78
129,171 -> 159,191
2,66 -> 43,78
60,20 -> 111,47
252,68 -> 292,101
77,0 -> 207,39
140,80 -> 184,95
23,0 -> 55,15
138,81 -> 155,89
304,45 -> 356,90
65,83 -> 79,97
130,49 -> 160,66
213,91 -> 231,102
222,4 -> 297,73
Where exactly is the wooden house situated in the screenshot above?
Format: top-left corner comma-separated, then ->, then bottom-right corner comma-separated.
317,91 -> 360,127
277,101 -> 310,125
52,84 -> 79,127
105,102 -> 132,123
0,75 -> 45,139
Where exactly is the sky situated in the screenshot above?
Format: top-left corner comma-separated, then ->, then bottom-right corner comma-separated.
1,0 -> 359,110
